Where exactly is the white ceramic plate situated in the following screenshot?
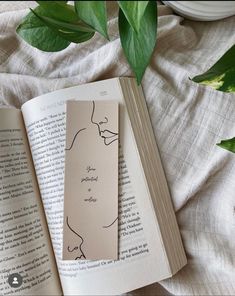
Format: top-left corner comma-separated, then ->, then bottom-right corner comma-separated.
163,1 -> 235,21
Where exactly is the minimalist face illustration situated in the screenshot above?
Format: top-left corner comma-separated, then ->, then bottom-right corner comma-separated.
66,216 -> 86,260
91,101 -> 118,145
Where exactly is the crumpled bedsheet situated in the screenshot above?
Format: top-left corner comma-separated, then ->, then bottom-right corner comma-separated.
0,2 -> 234,295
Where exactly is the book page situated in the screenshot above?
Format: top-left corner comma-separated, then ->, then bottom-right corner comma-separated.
21,79 -> 170,295
0,109 -> 62,295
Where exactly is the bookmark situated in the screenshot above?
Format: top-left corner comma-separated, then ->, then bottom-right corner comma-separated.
63,100 -> 119,260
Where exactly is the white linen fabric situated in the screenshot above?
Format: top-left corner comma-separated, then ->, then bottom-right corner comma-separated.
0,2 -> 234,295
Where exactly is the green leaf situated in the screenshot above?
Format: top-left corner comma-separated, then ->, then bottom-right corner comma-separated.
217,137 -> 235,153
192,44 -> 235,92
75,1 -> 108,39
36,1 -> 94,31
118,1 -> 148,32
36,1 -> 77,22
16,7 -> 70,51
30,9 -> 95,43
119,1 -> 157,84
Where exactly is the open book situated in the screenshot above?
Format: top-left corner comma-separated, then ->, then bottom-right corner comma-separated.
0,78 -> 187,295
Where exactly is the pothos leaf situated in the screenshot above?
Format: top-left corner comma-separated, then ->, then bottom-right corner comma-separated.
35,1 -> 94,32
118,1 -> 148,32
36,1 -> 77,22
16,6 -> 70,52
217,137 -> 235,153
30,9 -> 94,43
75,1 -> 108,39
192,44 -> 235,92
119,1 -> 157,84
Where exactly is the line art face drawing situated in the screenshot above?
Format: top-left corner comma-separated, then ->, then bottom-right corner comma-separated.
91,101 -> 118,146
66,216 -> 86,260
